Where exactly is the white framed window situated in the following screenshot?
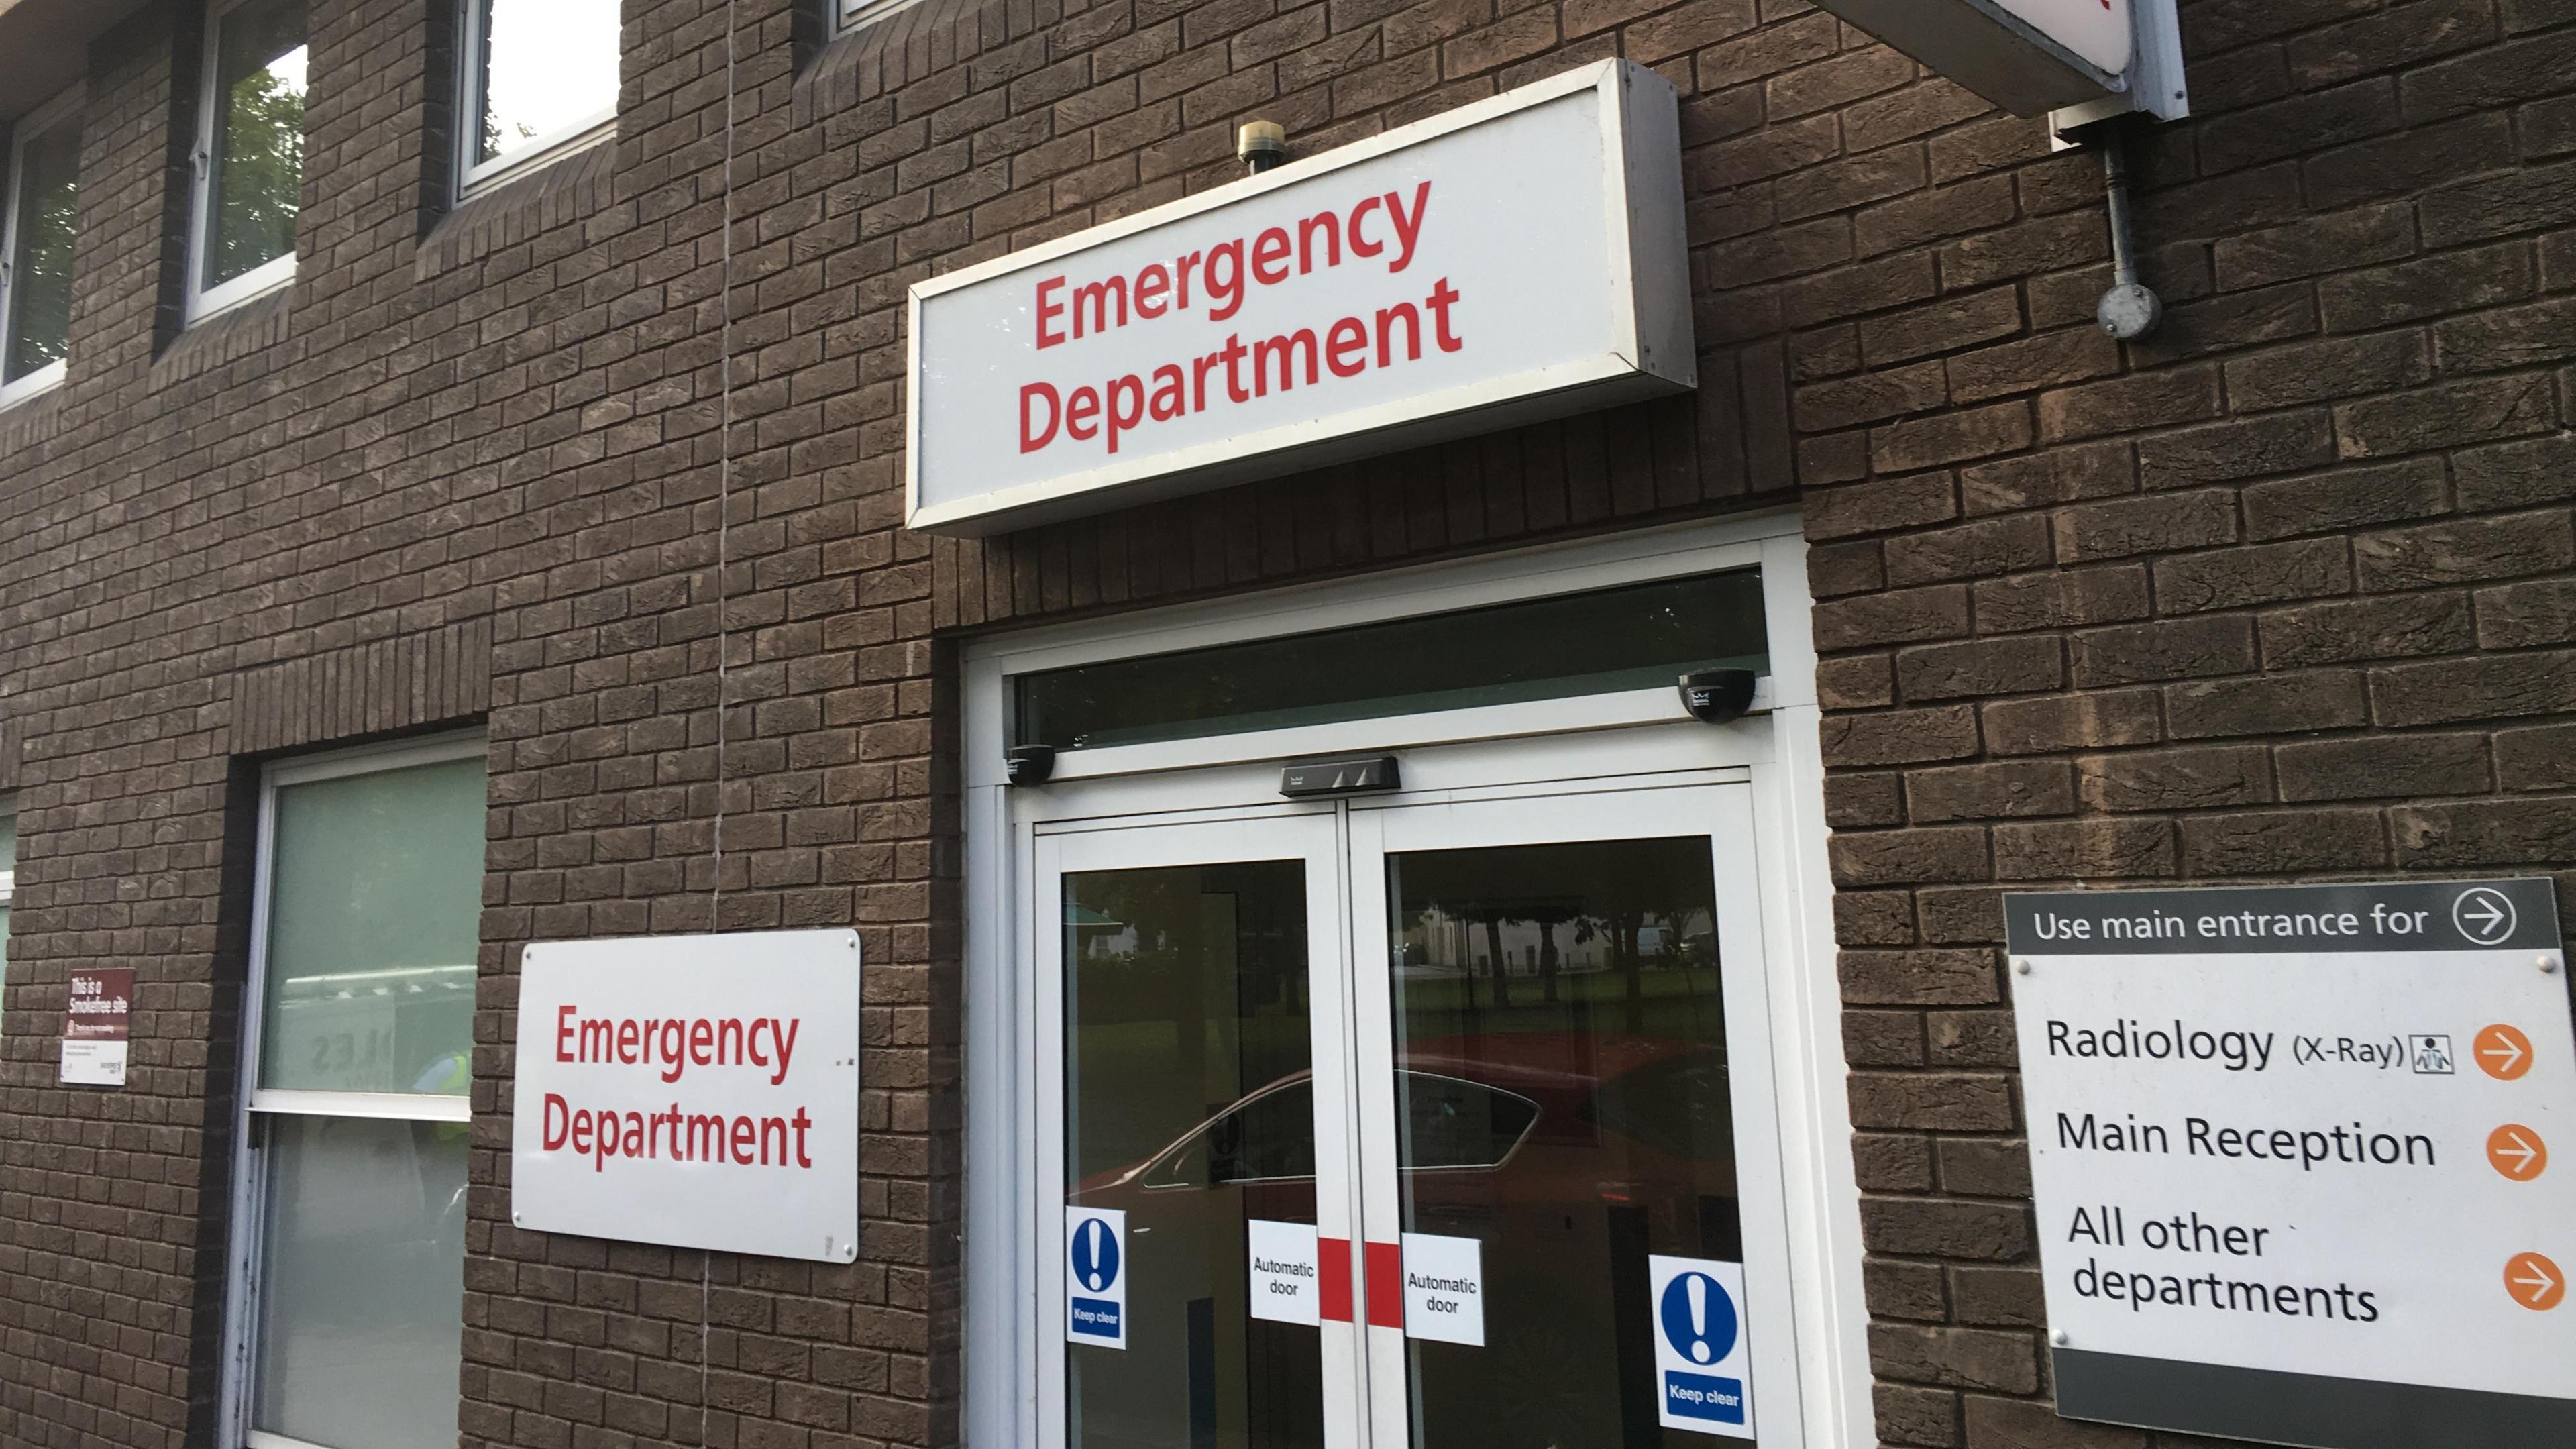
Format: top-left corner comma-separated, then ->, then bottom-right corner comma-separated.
221,733 -> 485,1449
186,0 -> 306,323
455,0 -> 616,196
0,796 -> 17,1015
833,0 -> 885,31
1,87 -> 80,409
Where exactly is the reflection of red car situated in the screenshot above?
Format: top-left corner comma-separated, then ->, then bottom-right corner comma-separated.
1073,1036 -> 1740,1448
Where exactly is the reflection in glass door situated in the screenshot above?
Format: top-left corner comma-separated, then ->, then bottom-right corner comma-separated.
1352,788 -> 1795,1449
1040,814 -> 1360,1449
1035,786 -> 1794,1449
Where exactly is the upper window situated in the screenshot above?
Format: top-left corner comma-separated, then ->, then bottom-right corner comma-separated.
223,736 -> 483,1449
833,0 -> 883,30
459,0 -> 616,194
189,0 -> 306,321
1,89 -> 79,407
0,798 -> 16,1016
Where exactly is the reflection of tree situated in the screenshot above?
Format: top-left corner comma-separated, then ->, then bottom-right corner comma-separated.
5,125 -> 78,377
211,66 -> 303,285
1397,838 -> 1723,1038
480,115 -> 539,164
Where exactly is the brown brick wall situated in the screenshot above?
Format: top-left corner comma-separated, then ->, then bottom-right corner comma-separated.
0,0 -> 2569,1446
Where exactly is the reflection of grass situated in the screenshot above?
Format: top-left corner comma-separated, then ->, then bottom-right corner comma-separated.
1397,962 -> 1727,1046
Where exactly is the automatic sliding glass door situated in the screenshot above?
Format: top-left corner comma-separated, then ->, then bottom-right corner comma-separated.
1032,784 -> 1801,1449
1349,786 -> 1801,1449
1038,812 -> 1365,1449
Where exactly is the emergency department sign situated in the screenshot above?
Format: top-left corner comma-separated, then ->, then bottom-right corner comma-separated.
904,60 -> 1692,536
2008,879 -> 2576,1447
1806,0 -> 2181,119
511,930 -> 861,1263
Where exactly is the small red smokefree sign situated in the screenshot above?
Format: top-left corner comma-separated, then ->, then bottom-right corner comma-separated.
511,930 -> 861,1263
61,968 -> 134,1086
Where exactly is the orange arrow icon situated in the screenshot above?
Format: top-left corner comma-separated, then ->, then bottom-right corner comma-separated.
2506,1252 -> 2564,1311
2488,1125 -> 2548,1181
2476,1024 -> 2535,1081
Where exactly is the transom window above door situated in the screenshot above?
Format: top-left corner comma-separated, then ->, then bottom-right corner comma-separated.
1014,568 -> 1770,753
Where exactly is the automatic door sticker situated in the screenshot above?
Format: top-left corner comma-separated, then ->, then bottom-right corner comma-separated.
1066,1207 -> 1128,1348
1247,1220 -> 1322,1326
1648,1255 -> 1755,1438
1399,1232 -> 1486,1346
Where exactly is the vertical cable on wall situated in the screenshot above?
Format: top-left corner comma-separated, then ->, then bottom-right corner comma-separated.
702,1 -> 741,1443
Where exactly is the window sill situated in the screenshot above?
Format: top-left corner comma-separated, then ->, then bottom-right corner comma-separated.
0,380 -> 47,457
417,138 -> 613,284
457,118 -> 614,203
186,252 -> 296,329
154,284 -> 292,389
0,363 -> 64,415
797,0 -> 957,117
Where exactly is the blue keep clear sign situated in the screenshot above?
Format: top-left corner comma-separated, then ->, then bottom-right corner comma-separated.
1065,1206 -> 1128,1348
1648,1255 -> 1756,1438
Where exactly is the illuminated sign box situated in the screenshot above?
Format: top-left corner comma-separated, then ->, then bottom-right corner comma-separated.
904,60 -> 1694,537
1809,0 -> 2184,121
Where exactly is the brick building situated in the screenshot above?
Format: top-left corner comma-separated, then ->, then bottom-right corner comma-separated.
0,0 -> 2569,1446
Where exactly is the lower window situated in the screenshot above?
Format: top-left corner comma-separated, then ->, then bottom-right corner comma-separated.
225,735 -> 484,1449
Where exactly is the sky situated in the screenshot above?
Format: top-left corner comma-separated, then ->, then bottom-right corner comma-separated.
482,0 -> 621,160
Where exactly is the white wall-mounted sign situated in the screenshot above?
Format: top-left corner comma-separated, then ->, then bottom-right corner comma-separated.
2008,880 -> 2576,1446
904,60 -> 1693,537
1247,1219 -> 1321,1326
1648,1255 -> 1757,1439
511,930 -> 861,1263
1399,1232 -> 1485,1346
1066,1207 -> 1129,1347
60,967 -> 133,1086
1808,0 -> 2185,122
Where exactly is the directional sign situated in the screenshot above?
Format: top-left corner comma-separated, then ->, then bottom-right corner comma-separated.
2487,1125 -> 2548,1182
2455,887 -> 2520,946
2478,1024 -> 2535,1081
2506,1252 -> 2563,1311
1066,1207 -> 1128,1348
1647,1256 -> 1757,1439
2008,878 -> 2576,1448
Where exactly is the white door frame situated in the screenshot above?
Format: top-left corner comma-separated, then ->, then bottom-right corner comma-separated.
1035,807 -> 1367,1449
960,510 -> 1870,1448
1345,780 -> 1803,1446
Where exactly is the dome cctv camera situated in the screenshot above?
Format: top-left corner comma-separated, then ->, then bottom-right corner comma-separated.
1677,669 -> 1758,725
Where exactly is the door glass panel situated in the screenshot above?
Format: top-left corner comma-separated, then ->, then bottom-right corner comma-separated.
1385,837 -> 1740,1448
1066,861 -> 1324,1448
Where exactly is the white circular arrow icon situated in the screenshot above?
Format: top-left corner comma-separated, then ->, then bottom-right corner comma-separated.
2453,888 -> 2517,945
2508,1255 -> 2561,1309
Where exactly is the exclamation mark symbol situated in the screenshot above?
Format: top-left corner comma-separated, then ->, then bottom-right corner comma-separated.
1084,1221 -> 1102,1290
1689,1276 -> 1712,1363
